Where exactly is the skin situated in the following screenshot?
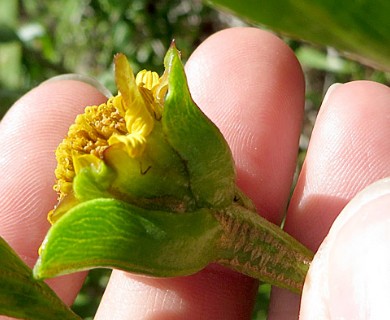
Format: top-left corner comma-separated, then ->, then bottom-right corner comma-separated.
0,27 -> 389,319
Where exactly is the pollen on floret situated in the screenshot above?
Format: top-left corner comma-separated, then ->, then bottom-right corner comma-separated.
54,97 -> 127,198
53,54 -> 168,200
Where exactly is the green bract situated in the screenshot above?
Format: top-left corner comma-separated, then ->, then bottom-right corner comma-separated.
33,44 -> 313,294
162,48 -> 235,208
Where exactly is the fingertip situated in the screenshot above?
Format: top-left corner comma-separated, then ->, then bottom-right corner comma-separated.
96,266 -> 258,320
0,79 -> 107,250
186,27 -> 305,223
40,74 -> 113,98
286,80 -> 390,250
323,80 -> 390,107
0,78 -> 107,304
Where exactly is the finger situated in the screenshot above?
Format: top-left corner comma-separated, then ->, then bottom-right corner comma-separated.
0,78 -> 107,304
286,82 -> 390,250
186,28 -> 305,224
301,178 -> 390,319
269,81 -> 390,318
96,27 -> 305,319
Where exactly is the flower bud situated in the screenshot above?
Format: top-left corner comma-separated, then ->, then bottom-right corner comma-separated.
35,44 -> 313,295
49,43 -> 235,223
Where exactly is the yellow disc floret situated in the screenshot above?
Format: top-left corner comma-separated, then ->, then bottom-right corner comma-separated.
54,53 -> 167,200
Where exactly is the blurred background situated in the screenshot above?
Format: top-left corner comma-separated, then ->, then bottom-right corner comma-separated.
0,0 -> 388,319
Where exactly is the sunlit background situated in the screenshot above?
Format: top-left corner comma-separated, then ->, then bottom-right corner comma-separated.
0,1 -> 388,319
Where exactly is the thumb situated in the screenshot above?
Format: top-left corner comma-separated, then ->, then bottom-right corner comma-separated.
300,178 -> 390,319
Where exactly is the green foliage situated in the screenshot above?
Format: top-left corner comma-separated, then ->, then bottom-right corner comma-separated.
0,0 -> 223,116
71,269 -> 111,319
209,0 -> 390,71
252,284 -> 271,320
0,237 -> 80,320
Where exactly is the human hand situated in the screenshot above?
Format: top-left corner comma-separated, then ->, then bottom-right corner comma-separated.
0,27 -> 389,319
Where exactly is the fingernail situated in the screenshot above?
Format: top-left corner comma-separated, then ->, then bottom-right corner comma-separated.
322,83 -> 342,105
327,178 -> 390,318
329,177 -> 390,233
40,74 -> 113,98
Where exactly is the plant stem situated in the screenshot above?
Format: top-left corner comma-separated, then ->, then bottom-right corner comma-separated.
213,203 -> 313,293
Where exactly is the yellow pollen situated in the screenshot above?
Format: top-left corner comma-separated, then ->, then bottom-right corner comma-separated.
53,53 -> 167,199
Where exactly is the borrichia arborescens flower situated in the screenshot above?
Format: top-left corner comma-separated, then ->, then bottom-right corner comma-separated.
34,43 -> 313,293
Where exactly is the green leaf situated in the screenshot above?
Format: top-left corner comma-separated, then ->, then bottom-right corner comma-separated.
162,44 -> 236,209
0,24 -> 19,43
295,46 -> 357,74
208,0 -> 390,71
0,236 -> 80,320
34,198 -> 222,279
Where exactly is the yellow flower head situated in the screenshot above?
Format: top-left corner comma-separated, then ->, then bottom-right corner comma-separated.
54,54 -> 168,200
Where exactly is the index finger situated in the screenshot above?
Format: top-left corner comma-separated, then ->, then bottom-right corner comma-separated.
0,78 -> 108,305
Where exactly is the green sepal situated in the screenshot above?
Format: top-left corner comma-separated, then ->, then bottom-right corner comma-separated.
73,155 -> 115,201
0,236 -> 80,320
34,198 -> 222,280
104,122 -> 195,212
162,44 -> 236,208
